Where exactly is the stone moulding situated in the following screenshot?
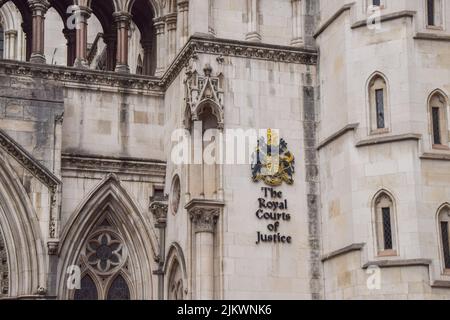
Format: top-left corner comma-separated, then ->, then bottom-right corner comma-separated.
61,153 -> 167,177
0,34 -> 318,93
0,128 -> 61,189
321,243 -> 365,262
161,34 -> 318,88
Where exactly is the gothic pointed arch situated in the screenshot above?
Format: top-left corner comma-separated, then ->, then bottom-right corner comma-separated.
58,174 -> 159,299
371,189 -> 399,256
437,203 -> 450,273
164,242 -> 187,300
0,150 -> 46,297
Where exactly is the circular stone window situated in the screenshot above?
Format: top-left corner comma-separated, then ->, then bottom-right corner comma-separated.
170,175 -> 181,215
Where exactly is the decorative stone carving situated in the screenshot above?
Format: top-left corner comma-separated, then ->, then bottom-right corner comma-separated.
47,241 -> 59,256
184,63 -> 225,129
189,207 -> 220,233
150,200 -> 169,228
0,228 -> 8,296
0,34 -> 317,92
61,153 -> 167,178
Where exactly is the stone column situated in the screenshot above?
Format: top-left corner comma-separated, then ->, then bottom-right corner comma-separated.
166,13 -> 177,63
73,6 -> 91,68
177,0 -> 189,49
153,17 -> 166,77
114,12 -> 132,73
291,0 -> 303,46
186,200 -> 222,300
150,197 -> 168,301
140,39 -> 153,76
4,30 -> 17,60
29,0 -> 49,64
245,0 -> 261,42
63,28 -> 76,66
103,33 -> 116,71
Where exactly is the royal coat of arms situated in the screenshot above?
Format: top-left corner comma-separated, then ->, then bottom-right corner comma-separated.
251,129 -> 295,186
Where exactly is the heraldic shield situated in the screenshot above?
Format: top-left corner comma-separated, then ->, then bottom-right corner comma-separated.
251,129 -> 295,186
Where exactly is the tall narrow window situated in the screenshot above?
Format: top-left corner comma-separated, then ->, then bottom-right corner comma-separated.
0,25 -> 4,59
438,205 -> 450,272
432,107 -> 442,145
374,191 -> 398,256
428,0 -> 436,25
369,74 -> 389,134
426,0 -> 443,27
376,89 -> 385,129
373,0 -> 381,7
428,91 -> 448,148
382,207 -> 393,250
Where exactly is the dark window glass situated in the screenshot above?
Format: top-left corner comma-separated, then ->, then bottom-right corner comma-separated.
74,275 -> 98,300
432,107 -> 441,145
373,0 -> 381,6
107,275 -> 130,300
0,26 -> 4,59
375,89 -> 385,129
428,0 -> 435,26
441,221 -> 450,269
382,207 -> 393,250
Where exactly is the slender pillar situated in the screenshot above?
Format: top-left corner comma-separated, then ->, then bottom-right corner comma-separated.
4,30 -> 17,60
177,0 -> 189,49
291,0 -> 303,46
73,6 -> 91,68
63,28 -> 76,66
141,39 -> 153,76
189,206 -> 220,300
114,12 -> 132,73
103,33 -> 117,71
29,0 -> 49,64
153,17 -> 166,77
150,198 -> 168,301
186,199 -> 223,300
166,13 -> 177,63
245,0 -> 261,42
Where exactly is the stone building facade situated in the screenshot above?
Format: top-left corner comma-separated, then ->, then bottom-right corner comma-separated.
0,0 -> 448,300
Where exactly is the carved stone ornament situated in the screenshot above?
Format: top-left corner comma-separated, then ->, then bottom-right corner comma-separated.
184,63 -> 225,129
189,207 -> 220,233
251,129 -> 295,186
150,200 -> 169,227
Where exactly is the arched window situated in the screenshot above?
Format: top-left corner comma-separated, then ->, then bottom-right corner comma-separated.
74,274 -> 98,300
438,205 -> 450,272
373,191 -> 398,256
168,260 -> 184,300
72,217 -> 131,300
107,275 -> 131,300
428,91 -> 449,148
368,73 -> 390,134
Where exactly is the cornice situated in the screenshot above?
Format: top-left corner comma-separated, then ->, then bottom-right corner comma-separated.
0,128 -> 61,189
61,153 -> 167,177
0,34 -> 318,93
0,60 -> 163,94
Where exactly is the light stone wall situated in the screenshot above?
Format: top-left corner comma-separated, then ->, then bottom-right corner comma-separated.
317,1 -> 450,299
